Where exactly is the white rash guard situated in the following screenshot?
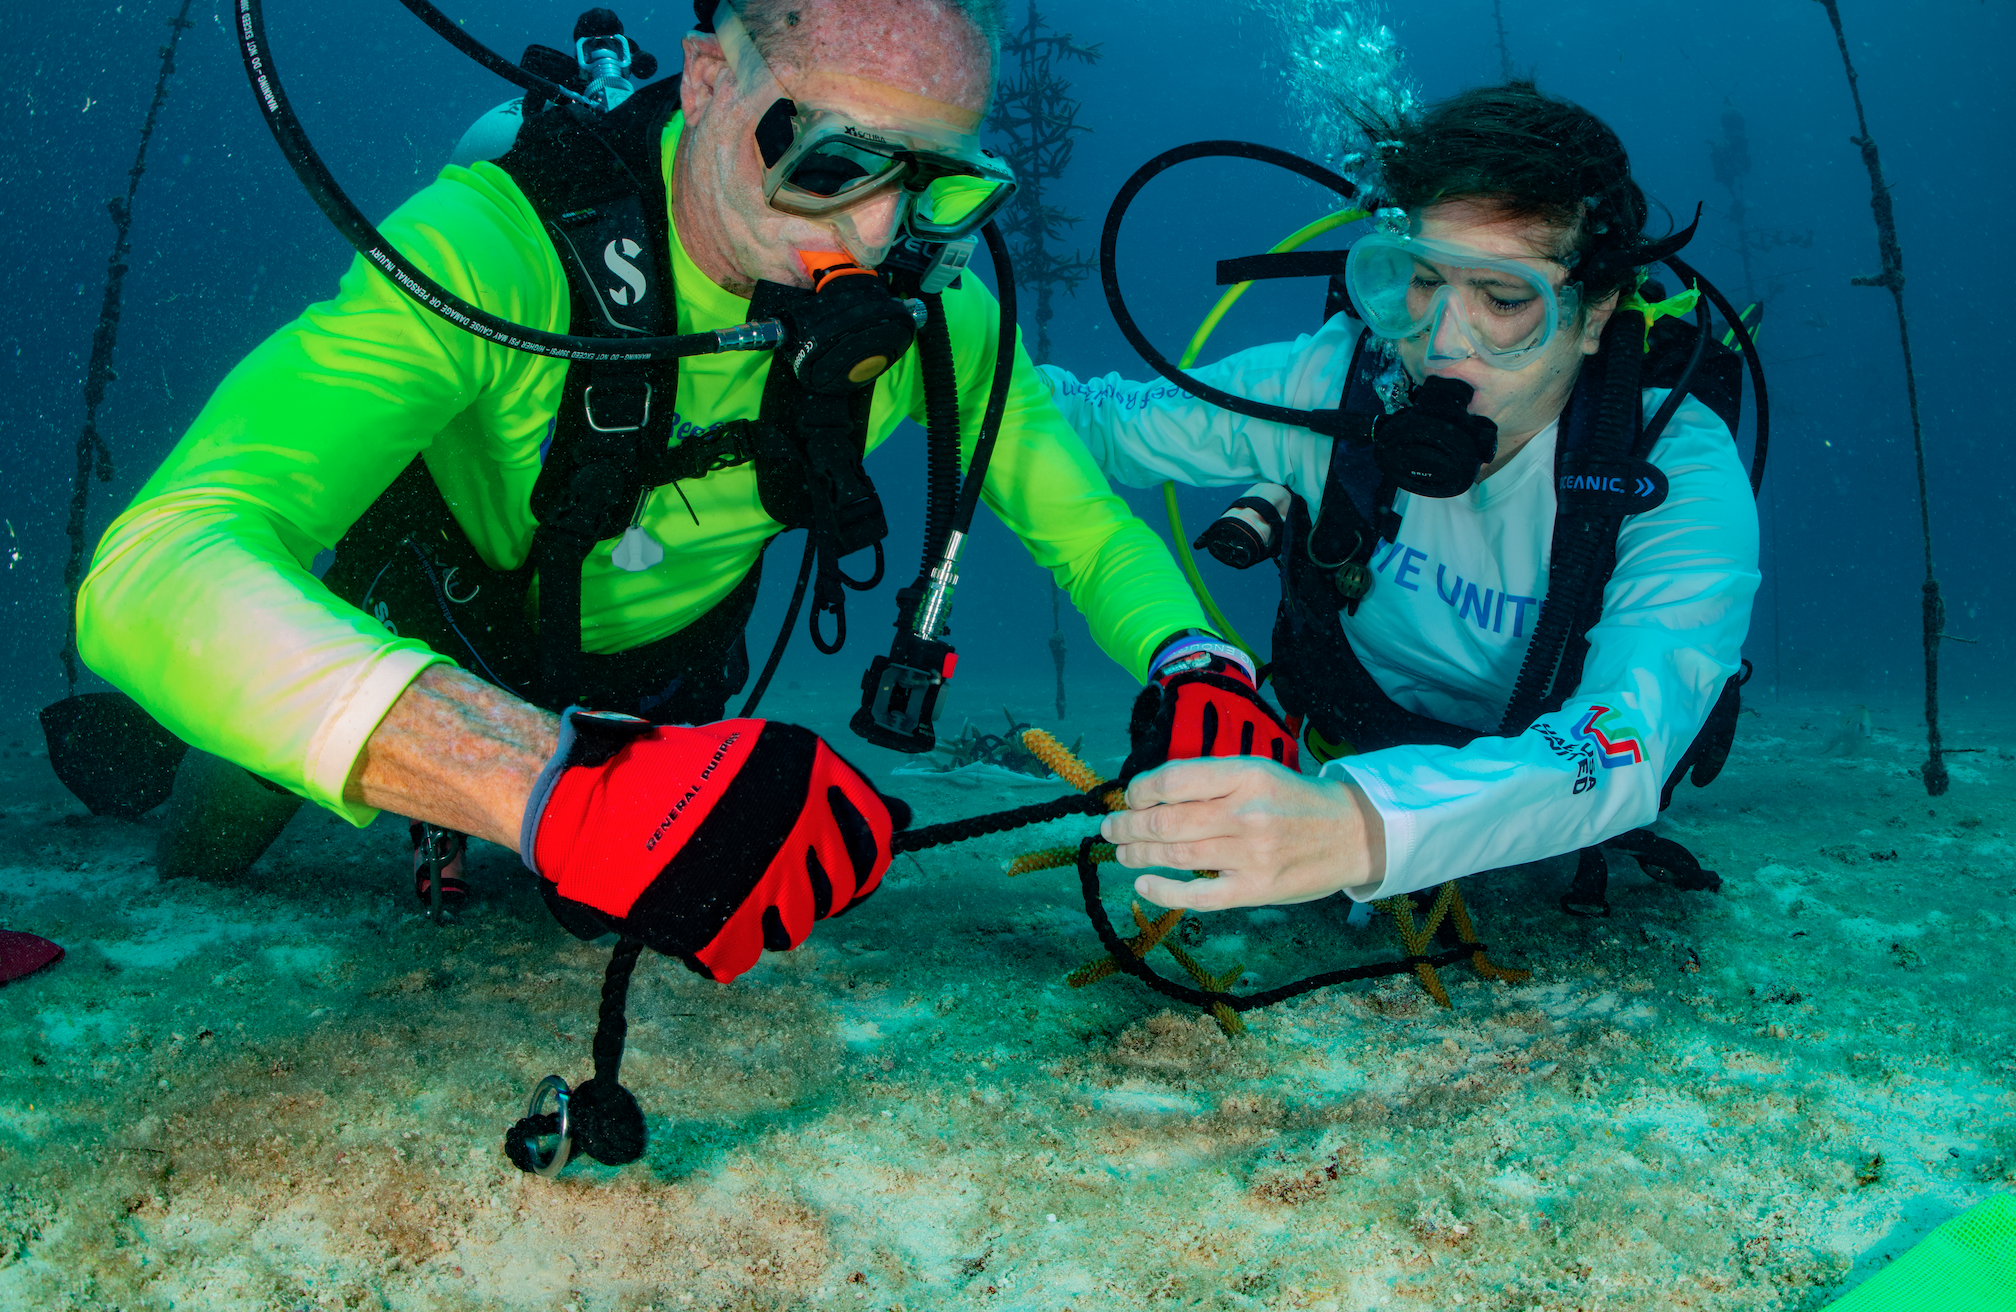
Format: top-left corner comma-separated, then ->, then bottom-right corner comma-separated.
1042,315 -> 1760,902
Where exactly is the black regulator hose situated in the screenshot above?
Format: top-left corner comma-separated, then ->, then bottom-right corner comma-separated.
951,222 -> 1020,538
391,0 -> 597,108
232,0 -> 753,363
1100,141 -> 1364,439
1665,255 -> 1769,494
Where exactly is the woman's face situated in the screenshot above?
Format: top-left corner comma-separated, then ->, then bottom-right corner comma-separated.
1393,200 -> 1618,445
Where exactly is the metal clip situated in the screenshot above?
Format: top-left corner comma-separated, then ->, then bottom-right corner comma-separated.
583,382 -> 651,433
421,822 -> 453,924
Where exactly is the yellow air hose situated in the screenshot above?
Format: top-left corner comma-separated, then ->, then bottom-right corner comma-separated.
1160,208 -> 1369,665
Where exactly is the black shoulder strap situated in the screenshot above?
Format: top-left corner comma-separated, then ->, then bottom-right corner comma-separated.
1539,300 -> 1759,721
1302,331 -> 1402,612
1499,312 -> 1650,732
1550,307 -> 1754,803
499,75 -> 684,345
493,77 -> 690,706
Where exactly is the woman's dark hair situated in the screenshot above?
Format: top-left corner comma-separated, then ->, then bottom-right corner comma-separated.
1356,81 -> 1654,304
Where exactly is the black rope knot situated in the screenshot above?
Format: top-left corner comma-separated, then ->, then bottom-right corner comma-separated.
505,937 -> 649,1173
502,1110 -> 563,1174
564,1076 -> 647,1165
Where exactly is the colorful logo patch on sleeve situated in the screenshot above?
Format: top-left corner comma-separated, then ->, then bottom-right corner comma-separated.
1573,705 -> 1646,769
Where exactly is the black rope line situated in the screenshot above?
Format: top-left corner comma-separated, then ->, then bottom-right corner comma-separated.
1049,586 -> 1067,721
1816,0 -> 1947,797
890,787 -> 1120,853
895,788 -> 1497,1013
502,1105 -> 563,1173
61,0 -> 197,690
513,774 -> 1512,1172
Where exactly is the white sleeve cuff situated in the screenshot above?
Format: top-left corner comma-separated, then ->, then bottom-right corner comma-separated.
300,647 -> 454,825
1323,755 -> 1419,902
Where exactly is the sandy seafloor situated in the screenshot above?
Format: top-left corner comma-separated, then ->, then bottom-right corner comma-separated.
0,674 -> 2010,1312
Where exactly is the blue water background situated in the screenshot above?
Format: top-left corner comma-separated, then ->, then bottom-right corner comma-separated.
0,0 -> 2009,724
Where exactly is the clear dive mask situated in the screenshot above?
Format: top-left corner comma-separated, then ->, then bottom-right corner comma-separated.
714,10 -> 1016,262
1344,210 -> 1582,371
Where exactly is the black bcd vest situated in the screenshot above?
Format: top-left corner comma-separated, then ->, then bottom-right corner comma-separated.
1269,312 -> 1754,909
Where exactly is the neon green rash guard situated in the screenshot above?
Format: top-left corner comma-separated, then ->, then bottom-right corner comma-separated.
77,115 -> 1207,824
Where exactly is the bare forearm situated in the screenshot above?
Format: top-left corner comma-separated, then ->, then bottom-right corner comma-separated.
346,666 -> 558,849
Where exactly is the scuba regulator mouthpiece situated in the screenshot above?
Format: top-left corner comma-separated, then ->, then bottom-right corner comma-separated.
784,252 -> 927,392
1374,375 -> 1500,499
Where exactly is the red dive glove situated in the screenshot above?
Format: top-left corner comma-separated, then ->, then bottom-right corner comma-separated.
1121,635 -> 1300,779
521,710 -> 912,982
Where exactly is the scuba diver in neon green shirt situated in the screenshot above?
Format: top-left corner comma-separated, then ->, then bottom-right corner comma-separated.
74,0 -> 1294,981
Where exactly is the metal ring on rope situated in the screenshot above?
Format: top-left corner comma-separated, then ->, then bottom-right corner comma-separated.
523,1074 -> 572,1178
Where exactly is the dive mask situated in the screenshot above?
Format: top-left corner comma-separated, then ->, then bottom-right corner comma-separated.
715,11 -> 1016,257
1344,210 -> 1582,371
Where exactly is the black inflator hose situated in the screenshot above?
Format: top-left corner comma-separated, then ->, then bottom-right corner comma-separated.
392,0 -> 596,107
915,291 -> 963,575
233,0 -> 738,363
1664,255 -> 1769,494
1099,142 -> 1363,437
945,223 -> 1020,539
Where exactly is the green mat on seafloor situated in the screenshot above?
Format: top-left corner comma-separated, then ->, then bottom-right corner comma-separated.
1825,1193 -> 2015,1311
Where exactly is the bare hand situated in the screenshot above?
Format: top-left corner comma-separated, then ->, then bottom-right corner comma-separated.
1099,758 -> 1385,911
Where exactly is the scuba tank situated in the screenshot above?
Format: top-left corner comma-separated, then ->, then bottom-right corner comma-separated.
450,8 -> 660,167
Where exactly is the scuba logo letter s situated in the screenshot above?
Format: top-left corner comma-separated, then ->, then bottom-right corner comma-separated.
604,238 -> 647,306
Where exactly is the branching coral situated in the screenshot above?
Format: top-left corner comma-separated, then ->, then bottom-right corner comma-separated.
1003,730 -> 1525,1035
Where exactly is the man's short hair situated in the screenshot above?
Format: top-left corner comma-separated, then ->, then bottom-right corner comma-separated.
705,0 -> 1008,53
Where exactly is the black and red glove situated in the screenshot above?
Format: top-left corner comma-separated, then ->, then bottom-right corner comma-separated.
1121,635 -> 1300,779
521,710 -> 912,982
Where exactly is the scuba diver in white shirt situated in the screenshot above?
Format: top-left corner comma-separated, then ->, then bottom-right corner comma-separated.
1046,81 -> 1762,919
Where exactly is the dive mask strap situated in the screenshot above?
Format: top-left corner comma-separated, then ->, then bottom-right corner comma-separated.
1575,203 -> 1703,301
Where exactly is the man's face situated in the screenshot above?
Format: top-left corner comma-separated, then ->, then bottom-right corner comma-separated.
676,0 -> 994,294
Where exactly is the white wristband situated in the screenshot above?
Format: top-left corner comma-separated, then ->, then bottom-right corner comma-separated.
1149,636 -> 1256,684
